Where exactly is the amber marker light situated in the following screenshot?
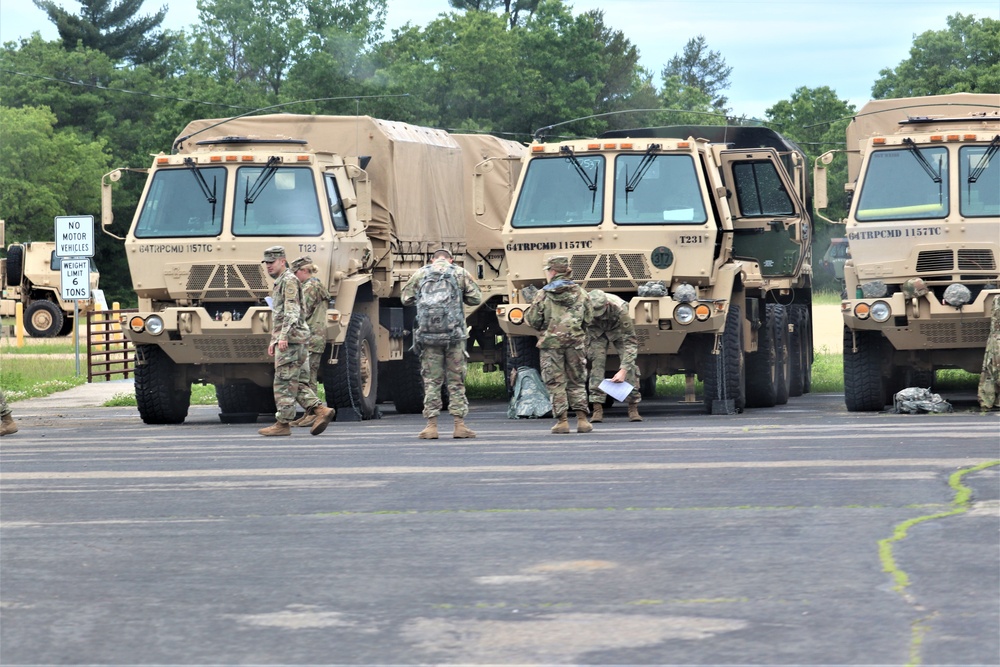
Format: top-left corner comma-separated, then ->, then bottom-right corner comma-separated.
297,155 -> 311,162
930,135 -> 944,142
694,303 -> 712,321
507,307 -> 526,325
854,303 -> 871,320
226,155 -> 238,161
129,316 -> 145,333
156,157 -> 170,165
873,137 -> 887,145
678,141 -> 690,149
242,155 -> 254,161
531,145 -> 546,153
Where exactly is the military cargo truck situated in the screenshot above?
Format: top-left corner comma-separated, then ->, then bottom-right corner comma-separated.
101,114 -> 523,424
486,125 -> 814,413
814,94 -> 1000,411
1,237 -> 100,337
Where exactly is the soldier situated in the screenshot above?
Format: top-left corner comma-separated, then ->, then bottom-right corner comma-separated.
525,255 -> 593,434
401,248 -> 482,439
586,289 -> 642,422
289,256 -> 330,428
260,246 -> 334,436
978,293 -> 1000,410
0,390 -> 17,436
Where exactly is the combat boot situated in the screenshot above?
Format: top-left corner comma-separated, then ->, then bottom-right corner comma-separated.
590,403 -> 604,423
1,413 -> 18,436
309,405 -> 336,436
576,410 -> 593,433
258,421 -> 291,436
453,416 -> 477,439
551,414 -> 570,434
290,407 -> 314,427
419,416 -> 439,439
627,402 -> 643,422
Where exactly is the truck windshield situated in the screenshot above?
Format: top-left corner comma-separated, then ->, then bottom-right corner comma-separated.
959,145 -> 1000,218
855,147 -> 949,221
233,166 -> 323,236
613,154 -> 707,224
134,167 -> 226,238
510,155 -> 604,228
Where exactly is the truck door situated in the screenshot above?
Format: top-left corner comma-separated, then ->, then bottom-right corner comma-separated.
720,149 -> 807,277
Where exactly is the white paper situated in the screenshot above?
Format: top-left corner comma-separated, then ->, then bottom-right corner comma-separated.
599,378 -> 633,403
265,296 -> 273,308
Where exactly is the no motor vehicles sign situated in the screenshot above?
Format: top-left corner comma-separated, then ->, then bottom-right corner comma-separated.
55,215 -> 95,258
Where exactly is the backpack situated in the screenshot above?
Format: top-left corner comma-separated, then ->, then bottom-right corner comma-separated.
507,367 -> 553,419
415,265 -> 465,346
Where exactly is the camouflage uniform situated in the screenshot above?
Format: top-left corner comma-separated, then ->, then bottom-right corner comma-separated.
0,389 -> 16,437
266,247 -> 323,424
586,290 -> 641,406
525,256 -> 593,422
292,257 -> 330,394
401,254 -> 482,421
978,294 -> 1000,409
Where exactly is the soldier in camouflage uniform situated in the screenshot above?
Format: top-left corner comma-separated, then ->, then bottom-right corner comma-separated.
525,255 -> 593,434
260,246 -> 335,436
289,256 -> 330,428
401,248 -> 482,439
0,390 -> 17,436
978,293 -> 1000,410
586,289 -> 642,422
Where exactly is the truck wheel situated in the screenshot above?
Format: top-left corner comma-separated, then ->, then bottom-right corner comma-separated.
503,335 -> 540,398
843,327 -> 887,412
391,346 -> 425,414
58,316 -> 75,337
215,382 -> 271,423
787,306 -> 805,397
744,305 -> 778,408
327,313 -> 378,420
701,305 -> 745,412
791,305 -> 812,394
640,375 -> 657,398
135,344 -> 191,424
24,300 -> 64,338
772,304 -> 790,405
5,245 -> 24,284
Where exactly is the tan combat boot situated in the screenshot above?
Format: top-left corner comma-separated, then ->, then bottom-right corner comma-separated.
309,405 -> 336,436
1,413 -> 18,436
259,421 -> 291,436
576,410 -> 593,433
627,402 -> 643,422
590,403 -> 604,423
551,414 -> 570,434
419,416 -> 439,439
453,416 -> 476,439
290,407 -> 315,427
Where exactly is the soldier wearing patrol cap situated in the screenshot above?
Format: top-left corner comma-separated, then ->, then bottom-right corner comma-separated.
261,246 -> 335,436
289,256 -> 330,427
586,289 -> 642,422
524,255 -> 594,434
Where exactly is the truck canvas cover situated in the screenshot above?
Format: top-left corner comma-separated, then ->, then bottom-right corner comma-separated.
172,114 -> 467,252
452,133 -> 525,252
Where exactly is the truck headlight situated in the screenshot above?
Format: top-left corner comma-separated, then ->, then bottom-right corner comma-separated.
674,303 -> 695,325
145,315 -> 165,335
870,300 -> 891,323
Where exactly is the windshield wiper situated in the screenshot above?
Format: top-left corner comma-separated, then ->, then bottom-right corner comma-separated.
968,134 -> 1000,183
560,146 -> 599,212
183,157 -> 217,204
903,138 -> 942,183
623,143 -> 661,213
244,156 -> 281,204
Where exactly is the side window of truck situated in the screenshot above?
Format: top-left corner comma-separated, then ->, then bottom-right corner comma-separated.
732,161 -> 793,217
324,175 -> 349,231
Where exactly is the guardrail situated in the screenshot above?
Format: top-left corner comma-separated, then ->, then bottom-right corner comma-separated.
86,308 -> 137,382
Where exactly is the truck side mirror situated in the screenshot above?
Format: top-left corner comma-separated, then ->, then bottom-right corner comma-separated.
101,170 -> 126,240
344,164 -> 372,226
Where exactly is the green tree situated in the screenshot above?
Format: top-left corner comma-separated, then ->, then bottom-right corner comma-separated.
449,0 -> 540,29
661,35 -> 732,113
873,13 -> 1000,98
32,0 -> 175,65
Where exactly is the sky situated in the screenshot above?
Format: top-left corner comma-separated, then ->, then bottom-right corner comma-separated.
1,0 -> 997,119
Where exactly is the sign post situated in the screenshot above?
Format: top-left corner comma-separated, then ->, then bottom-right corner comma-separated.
55,216 -> 95,376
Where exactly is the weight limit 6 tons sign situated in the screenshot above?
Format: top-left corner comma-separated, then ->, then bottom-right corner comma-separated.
60,259 -> 91,300
55,215 -> 95,301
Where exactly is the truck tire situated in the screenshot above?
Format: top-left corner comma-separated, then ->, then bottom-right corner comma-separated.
215,382 -> 272,423
58,316 -> 75,337
772,304 -> 790,405
24,300 -> 64,338
503,335 -> 540,398
135,345 -> 191,424
789,305 -> 812,395
5,245 -> 24,285
745,305 -> 778,408
327,313 -> 378,420
391,346 -> 425,414
843,327 -> 887,412
701,305 -> 745,412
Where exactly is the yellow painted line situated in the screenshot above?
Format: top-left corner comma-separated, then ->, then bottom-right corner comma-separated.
1,458 -> 991,481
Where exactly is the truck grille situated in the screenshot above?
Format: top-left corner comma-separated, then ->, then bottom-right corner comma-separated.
915,249 -> 997,273
192,337 -> 269,360
918,319 -> 991,345
186,264 -> 270,300
572,253 -> 651,289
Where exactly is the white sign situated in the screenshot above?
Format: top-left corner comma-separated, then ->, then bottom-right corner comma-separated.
60,258 -> 92,301
55,215 -> 95,258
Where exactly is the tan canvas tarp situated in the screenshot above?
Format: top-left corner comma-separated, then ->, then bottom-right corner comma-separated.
173,114 -> 467,250
452,134 -> 525,253
846,93 -> 1000,181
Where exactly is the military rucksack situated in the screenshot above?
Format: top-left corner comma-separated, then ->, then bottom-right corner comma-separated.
415,265 -> 465,346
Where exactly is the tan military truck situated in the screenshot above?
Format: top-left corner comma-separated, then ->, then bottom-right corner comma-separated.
486,125 -> 814,413
1,236 -> 100,337
814,94 -> 1000,411
101,114 -> 523,424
